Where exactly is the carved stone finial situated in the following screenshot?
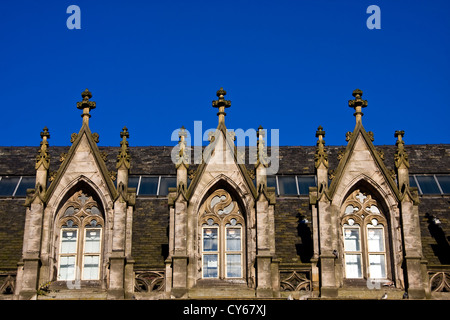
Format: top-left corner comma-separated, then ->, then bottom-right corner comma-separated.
175,126 -> 190,169
315,126 -> 325,138
315,126 -> 328,169
76,88 -> 96,124
348,89 -> 368,123
117,126 -> 131,170
178,126 -> 187,139
395,130 -> 405,142
40,126 -> 50,140
212,87 -> 231,124
81,88 -> 92,99
120,126 -> 130,139
36,127 -> 50,170
256,126 -> 268,167
216,87 -> 227,98
258,125 -> 265,137
394,130 -> 409,169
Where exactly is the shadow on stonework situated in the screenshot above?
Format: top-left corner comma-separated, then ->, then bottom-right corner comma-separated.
296,213 -> 313,263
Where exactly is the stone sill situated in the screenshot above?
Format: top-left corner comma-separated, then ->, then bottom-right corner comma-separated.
195,278 -> 248,287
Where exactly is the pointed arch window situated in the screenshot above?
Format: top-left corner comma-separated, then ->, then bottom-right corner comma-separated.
341,190 -> 388,280
200,189 -> 244,279
57,191 -> 104,281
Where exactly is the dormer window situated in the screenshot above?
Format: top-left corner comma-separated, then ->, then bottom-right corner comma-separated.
57,191 -> 104,281
200,189 -> 244,280
341,190 -> 389,281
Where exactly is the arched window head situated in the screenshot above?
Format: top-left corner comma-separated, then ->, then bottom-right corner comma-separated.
341,189 -> 389,281
57,190 -> 104,281
199,189 -> 244,280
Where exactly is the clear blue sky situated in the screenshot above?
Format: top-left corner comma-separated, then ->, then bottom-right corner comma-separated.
0,0 -> 449,147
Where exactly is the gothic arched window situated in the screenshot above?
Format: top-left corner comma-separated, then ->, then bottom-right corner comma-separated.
200,189 -> 245,279
341,189 -> 388,280
57,190 -> 104,281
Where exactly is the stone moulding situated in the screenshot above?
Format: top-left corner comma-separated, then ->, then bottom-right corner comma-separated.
134,271 -> 165,292
0,273 -> 16,296
279,269 -> 312,292
429,270 -> 450,293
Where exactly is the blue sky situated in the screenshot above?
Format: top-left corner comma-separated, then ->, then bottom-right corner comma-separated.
0,0 -> 449,147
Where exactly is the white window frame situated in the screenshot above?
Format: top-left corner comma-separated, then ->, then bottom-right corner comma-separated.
202,225 -> 219,279
81,227 -> 103,280
225,224 -> 243,279
57,227 -> 79,281
366,223 -> 387,279
201,222 -> 245,280
343,224 -> 363,279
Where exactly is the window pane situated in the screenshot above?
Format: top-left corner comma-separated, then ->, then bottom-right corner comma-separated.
436,175 -> 450,194
61,230 -> 78,254
138,176 -> 158,195
278,176 -> 297,195
367,228 -> 384,252
58,256 -> 76,281
14,176 -> 35,196
226,228 -> 241,251
345,254 -> 362,278
203,228 -> 218,251
159,177 -> 177,196
369,254 -> 386,279
84,229 -> 101,253
409,176 -> 418,188
416,175 -> 441,194
344,227 -> 360,251
226,254 -> 242,278
203,254 -> 218,278
0,176 -> 20,196
128,176 -> 140,189
267,176 -> 277,191
82,255 -> 100,280
297,176 -> 316,195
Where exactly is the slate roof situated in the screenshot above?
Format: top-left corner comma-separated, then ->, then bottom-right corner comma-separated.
1,144 -> 449,176
0,199 -> 26,271
0,144 -> 449,271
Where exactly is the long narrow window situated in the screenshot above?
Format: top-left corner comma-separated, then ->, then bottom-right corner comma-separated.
59,223 -> 78,281
200,189 -> 245,280
341,190 -> 389,281
343,220 -> 362,278
225,219 -> 242,278
57,190 -> 104,281
367,219 -> 386,279
202,219 -> 219,278
82,223 -> 102,280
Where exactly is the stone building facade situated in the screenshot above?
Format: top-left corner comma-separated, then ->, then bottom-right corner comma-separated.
0,88 -> 449,300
